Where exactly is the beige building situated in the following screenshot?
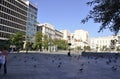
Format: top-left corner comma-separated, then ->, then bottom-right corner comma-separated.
37,23 -> 63,51
37,23 -> 55,39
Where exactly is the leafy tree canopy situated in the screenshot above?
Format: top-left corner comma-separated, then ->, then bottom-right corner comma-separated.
35,31 -> 43,50
54,39 -> 68,50
81,0 -> 120,35
10,32 -> 24,51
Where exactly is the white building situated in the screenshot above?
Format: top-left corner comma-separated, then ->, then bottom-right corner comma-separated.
90,36 -> 112,51
71,30 -> 90,49
60,30 -> 71,41
90,35 -> 120,52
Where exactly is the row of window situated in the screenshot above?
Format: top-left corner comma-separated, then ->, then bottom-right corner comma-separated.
29,8 -> 37,16
1,0 -> 27,16
0,12 -> 26,25
4,0 -> 28,11
0,32 -> 11,38
0,25 -> 25,34
0,19 -> 26,30
0,5 -> 27,20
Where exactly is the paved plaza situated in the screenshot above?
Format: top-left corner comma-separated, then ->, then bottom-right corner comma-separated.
0,52 -> 120,79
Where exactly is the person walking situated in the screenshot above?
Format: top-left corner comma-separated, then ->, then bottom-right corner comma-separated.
0,47 -> 9,75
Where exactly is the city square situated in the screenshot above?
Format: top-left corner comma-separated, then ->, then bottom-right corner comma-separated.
1,0 -> 120,79
0,52 -> 120,79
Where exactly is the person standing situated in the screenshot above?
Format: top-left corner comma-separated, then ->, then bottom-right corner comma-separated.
0,47 -> 9,75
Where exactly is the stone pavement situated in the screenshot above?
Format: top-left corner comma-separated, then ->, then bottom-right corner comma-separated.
0,52 -> 120,79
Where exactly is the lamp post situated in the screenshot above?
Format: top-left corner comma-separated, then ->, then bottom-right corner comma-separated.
68,43 -> 71,56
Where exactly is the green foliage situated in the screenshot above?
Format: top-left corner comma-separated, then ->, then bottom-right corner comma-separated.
25,41 -> 31,53
102,45 -> 107,51
84,46 -> 91,51
10,32 -> 24,51
54,39 -> 68,50
77,46 -> 82,50
42,34 -> 49,50
35,31 -> 43,51
117,46 -> 120,51
81,0 -> 120,35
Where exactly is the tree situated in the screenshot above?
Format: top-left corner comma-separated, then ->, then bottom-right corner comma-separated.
117,46 -> 120,51
77,46 -> 82,51
25,41 -> 31,53
35,31 -> 43,51
84,46 -> 91,51
54,39 -> 68,50
25,34 -> 32,53
10,32 -> 24,52
42,34 -> 49,51
81,0 -> 120,35
102,45 -> 107,51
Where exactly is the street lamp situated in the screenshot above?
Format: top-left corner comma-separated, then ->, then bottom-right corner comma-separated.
68,43 -> 71,56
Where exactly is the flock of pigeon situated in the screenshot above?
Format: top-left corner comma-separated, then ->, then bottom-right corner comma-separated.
7,52 -> 120,79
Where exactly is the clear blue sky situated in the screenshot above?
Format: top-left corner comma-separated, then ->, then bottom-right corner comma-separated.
30,0 -> 114,37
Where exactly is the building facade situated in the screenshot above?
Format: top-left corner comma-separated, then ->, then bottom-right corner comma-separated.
37,23 -> 63,51
26,1 -> 38,42
0,0 -> 28,47
90,35 -> 120,52
60,30 -> 71,41
55,30 -> 63,39
70,30 -> 90,49
37,23 -> 56,39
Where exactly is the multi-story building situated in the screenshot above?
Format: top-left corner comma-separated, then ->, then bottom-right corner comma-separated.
0,0 -> 28,47
55,30 -> 63,39
37,23 -> 63,51
60,30 -> 71,41
37,23 -> 56,39
90,35 -> 120,51
70,30 -> 90,49
90,36 -> 112,51
26,1 -> 38,42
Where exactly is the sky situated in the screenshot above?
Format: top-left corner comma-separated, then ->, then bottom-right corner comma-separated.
30,0 -> 114,37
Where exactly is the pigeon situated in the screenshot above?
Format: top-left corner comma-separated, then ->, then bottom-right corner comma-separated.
14,56 -> 17,58
112,66 -> 117,71
31,57 -> 34,59
57,64 -> 61,68
106,61 -> 110,65
59,62 -> 62,65
81,63 -> 84,66
34,65 -> 37,68
95,61 -> 97,63
88,61 -> 90,63
52,60 -> 54,63
79,68 -> 83,72
24,60 -> 27,63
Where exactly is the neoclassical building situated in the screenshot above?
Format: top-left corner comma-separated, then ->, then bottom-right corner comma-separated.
37,23 -> 63,51
70,30 -> 90,49
90,35 -> 120,51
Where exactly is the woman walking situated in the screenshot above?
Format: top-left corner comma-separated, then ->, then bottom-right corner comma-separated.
0,47 -> 9,75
